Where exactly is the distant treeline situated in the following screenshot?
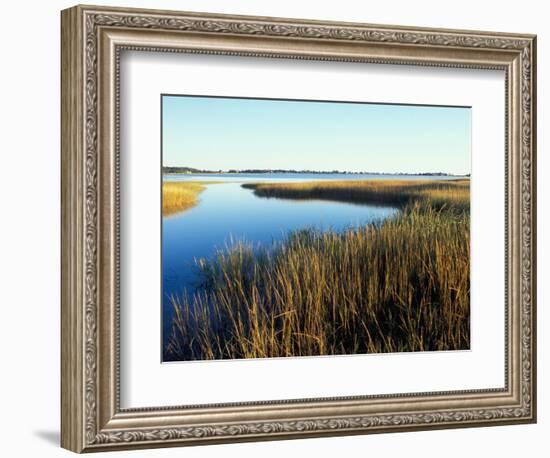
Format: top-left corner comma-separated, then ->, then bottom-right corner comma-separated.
162,166 -> 467,176
163,166 -> 207,174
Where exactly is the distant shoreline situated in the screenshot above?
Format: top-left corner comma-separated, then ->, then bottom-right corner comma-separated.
162,167 -> 469,177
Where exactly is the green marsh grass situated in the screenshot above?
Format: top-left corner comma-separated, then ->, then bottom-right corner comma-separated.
167,179 -> 470,360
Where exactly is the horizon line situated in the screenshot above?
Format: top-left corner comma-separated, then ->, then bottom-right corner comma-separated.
162,166 -> 470,176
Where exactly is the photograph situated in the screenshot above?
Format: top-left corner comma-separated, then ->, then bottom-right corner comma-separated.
58,4 -> 537,452
161,95 -> 472,362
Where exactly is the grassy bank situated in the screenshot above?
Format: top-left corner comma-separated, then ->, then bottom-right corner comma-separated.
167,179 -> 470,361
163,181 -> 222,216
243,179 -> 470,213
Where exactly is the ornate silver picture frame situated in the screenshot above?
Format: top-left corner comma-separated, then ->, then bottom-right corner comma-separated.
61,4 -> 536,453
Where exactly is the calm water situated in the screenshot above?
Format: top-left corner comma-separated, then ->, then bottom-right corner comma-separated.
161,173 -> 462,353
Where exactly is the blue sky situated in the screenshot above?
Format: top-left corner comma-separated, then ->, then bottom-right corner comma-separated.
162,95 -> 471,174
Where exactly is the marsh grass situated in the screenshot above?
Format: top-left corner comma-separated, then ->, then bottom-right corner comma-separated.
163,182 -> 205,216
162,181 -> 222,216
243,179 -> 470,213
167,179 -> 470,361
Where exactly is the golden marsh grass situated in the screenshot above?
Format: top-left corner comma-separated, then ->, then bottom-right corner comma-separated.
243,179 -> 470,212
167,179 -> 470,361
162,181 -> 223,216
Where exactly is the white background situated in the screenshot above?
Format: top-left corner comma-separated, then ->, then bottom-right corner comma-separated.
121,53 -> 505,407
0,1 -> 546,457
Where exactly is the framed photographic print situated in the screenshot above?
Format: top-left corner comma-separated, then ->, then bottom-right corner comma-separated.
61,4 -> 537,453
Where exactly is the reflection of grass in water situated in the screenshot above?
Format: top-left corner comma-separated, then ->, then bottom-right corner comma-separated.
167,179 -> 470,361
162,181 -> 221,216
